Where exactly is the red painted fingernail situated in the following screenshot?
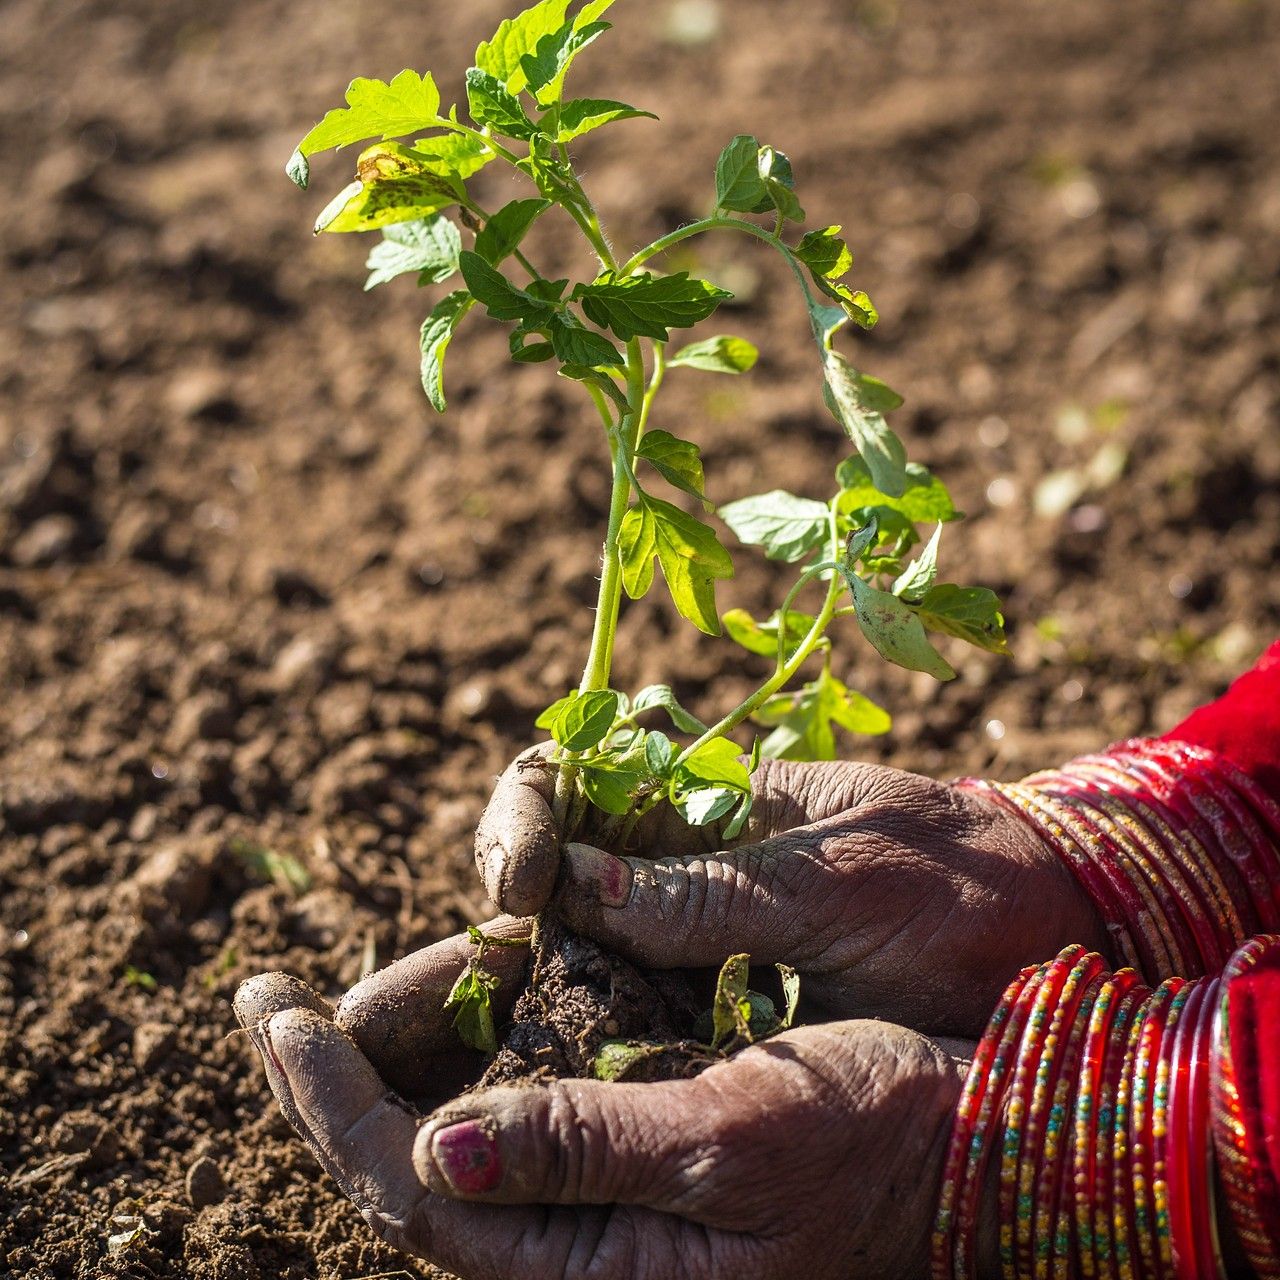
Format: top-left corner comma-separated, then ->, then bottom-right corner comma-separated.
432,1120 -> 502,1194
564,843 -> 632,908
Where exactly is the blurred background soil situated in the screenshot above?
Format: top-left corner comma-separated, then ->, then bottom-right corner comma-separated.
1,0 -> 1278,1274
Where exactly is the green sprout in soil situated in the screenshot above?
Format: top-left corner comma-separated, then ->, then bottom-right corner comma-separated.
289,0 -> 1008,1049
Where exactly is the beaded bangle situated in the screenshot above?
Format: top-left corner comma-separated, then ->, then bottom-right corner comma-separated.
1001,949 -> 1085,1279
1210,936 -> 1280,1280
932,962 -> 1044,1280
1091,977 -> 1147,1280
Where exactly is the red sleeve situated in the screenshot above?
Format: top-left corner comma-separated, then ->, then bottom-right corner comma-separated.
1164,639 -> 1280,806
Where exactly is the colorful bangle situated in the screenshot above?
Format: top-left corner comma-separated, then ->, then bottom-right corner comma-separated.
937,942 -> 1279,1280
1210,936 -> 1280,1280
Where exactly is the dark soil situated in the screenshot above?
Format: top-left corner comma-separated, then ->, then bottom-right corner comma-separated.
2,0 -> 1279,1275
479,920 -> 706,1088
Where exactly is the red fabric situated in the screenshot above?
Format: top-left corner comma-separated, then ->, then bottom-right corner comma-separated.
1227,943 -> 1280,1241
1165,639 -> 1280,806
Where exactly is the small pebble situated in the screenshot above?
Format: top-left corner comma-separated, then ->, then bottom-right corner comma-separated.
132,1022 -> 177,1073
185,1156 -> 227,1209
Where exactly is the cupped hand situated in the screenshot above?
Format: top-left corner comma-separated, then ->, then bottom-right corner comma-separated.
235,933 -> 970,1280
475,750 -> 1111,1035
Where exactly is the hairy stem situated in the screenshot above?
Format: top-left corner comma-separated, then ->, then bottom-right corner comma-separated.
673,506 -> 845,770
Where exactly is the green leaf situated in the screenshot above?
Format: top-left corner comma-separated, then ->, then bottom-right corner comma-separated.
722,607 -> 817,659
794,225 -> 853,281
757,146 -> 804,222
619,496 -> 734,634
364,215 -> 461,290
836,457 -> 960,525
841,570 -> 956,681
580,761 -> 641,814
722,789 -> 754,841
632,683 -> 707,734
548,314 -> 625,367
675,736 -> 750,792
405,132 -> 495,179
458,251 -> 554,326
892,523 -> 942,600
544,689 -> 620,751
676,786 -> 741,826
715,135 -> 766,212
593,1039 -> 666,1081
474,198 -> 550,264
419,291 -> 474,412
719,490 -> 830,563
572,272 -> 732,343
635,430 -> 705,502
475,0 -> 571,93
521,20 -> 610,106
644,729 -> 675,777
823,351 -> 909,498
915,584 -> 1010,655
315,145 -> 464,233
777,964 -> 801,1029
288,70 -> 443,187
669,335 -> 758,374
444,961 -> 500,1054
841,289 -> 879,329
465,68 -> 539,140
555,98 -> 656,142
711,953 -> 752,1048
535,692 -> 575,730
755,668 -> 891,761
574,0 -> 618,23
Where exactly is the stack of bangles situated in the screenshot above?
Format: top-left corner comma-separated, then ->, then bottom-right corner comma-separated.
932,735 -> 1280,1279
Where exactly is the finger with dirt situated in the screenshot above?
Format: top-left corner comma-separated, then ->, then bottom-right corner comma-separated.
259,1005 -> 779,1280
334,918 -> 531,1096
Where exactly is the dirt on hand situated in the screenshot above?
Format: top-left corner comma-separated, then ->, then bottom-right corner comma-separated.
2,0 -> 1279,1275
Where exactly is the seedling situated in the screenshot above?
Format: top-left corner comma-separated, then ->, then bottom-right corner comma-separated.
290,0 -> 1008,1045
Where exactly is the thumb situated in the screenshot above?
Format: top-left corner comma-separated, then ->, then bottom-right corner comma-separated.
474,745 -> 562,916
552,835 -> 824,970
414,1073 -> 712,1211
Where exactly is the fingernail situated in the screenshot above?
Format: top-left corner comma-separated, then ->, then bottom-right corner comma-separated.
431,1120 -> 502,1194
563,843 -> 632,908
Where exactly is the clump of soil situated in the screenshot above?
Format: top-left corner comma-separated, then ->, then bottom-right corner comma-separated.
480,917 -> 714,1088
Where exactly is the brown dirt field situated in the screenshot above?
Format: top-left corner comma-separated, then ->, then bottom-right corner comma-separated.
2,0 -> 1278,1274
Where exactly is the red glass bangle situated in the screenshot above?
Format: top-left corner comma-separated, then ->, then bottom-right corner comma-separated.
1001,950 -> 1082,1279
1132,980 -> 1189,1280
1177,972 -> 1218,1274
933,962 -> 1043,1280
1062,754 -> 1248,965
1162,976 -> 1209,1280
1103,745 -> 1266,937
1129,741 -> 1280,931
1087,975 -> 1146,1280
1051,762 -> 1240,974
1045,789 -> 1195,980
1211,937 -> 1280,1280
1044,968 -> 1106,1278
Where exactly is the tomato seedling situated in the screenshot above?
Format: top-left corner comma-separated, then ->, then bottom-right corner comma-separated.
290,0 -> 1008,1045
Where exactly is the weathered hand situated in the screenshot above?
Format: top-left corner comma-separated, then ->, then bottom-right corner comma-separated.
476,750 -> 1111,1035
235,942 -> 970,1280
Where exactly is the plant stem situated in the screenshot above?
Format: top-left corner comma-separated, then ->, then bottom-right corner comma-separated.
672,506 -> 845,770
622,215 -> 817,305
578,339 -> 646,693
